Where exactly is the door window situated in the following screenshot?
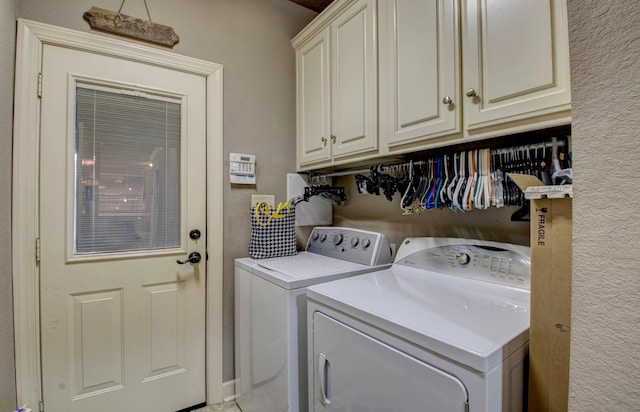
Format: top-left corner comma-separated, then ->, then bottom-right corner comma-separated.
74,85 -> 181,254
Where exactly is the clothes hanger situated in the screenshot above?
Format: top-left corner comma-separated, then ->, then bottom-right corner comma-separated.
473,149 -> 487,209
462,150 -> 475,211
448,153 -> 459,210
424,159 -> 436,209
453,151 -> 466,212
401,161 -> 415,214
434,157 -> 444,208
440,154 -> 450,207
472,150 -> 482,209
483,148 -> 491,210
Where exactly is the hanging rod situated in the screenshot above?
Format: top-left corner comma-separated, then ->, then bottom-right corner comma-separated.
309,139 -> 566,182
491,137 -> 566,155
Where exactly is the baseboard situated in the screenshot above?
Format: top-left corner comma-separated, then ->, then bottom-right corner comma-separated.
223,379 -> 238,402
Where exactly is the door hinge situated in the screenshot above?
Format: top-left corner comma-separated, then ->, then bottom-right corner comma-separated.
35,238 -> 41,263
37,73 -> 42,98
39,399 -> 44,412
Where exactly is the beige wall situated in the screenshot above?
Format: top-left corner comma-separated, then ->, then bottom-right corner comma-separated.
567,1 -> 640,409
0,0 -> 17,409
12,0 -> 316,390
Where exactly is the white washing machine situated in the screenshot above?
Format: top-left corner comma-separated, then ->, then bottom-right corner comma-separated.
234,227 -> 392,412
306,237 -> 531,412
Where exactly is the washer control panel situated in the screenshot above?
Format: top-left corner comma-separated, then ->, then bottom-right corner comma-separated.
306,227 -> 392,266
397,242 -> 531,289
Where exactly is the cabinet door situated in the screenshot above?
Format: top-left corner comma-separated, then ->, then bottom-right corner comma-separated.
380,0 -> 460,149
462,0 -> 571,135
311,312 -> 469,412
330,0 -> 378,159
296,28 -> 332,167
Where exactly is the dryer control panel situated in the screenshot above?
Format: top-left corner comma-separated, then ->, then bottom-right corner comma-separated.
396,238 -> 531,289
306,227 -> 392,266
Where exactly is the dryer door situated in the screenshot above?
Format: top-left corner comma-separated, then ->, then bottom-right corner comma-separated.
312,312 -> 469,412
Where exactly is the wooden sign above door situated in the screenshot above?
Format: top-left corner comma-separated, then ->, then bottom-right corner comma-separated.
83,6 -> 179,47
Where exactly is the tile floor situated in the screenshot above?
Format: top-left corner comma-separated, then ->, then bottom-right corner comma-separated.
196,401 -> 241,412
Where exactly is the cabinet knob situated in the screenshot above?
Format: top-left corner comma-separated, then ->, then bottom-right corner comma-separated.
442,96 -> 453,105
465,88 -> 478,98
331,135 -> 336,144
321,136 -> 327,146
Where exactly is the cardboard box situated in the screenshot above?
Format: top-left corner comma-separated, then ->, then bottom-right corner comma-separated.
509,174 -> 572,412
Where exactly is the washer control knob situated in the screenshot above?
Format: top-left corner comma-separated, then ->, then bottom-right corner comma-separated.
362,238 -> 371,249
312,232 -> 319,241
333,233 -> 344,245
320,233 -> 327,242
350,237 -> 360,247
456,253 -> 471,265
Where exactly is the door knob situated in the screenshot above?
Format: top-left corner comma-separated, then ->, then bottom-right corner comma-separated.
189,229 -> 201,240
177,252 -> 202,264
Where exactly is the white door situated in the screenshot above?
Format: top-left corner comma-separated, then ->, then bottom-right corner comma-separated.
39,44 -> 207,412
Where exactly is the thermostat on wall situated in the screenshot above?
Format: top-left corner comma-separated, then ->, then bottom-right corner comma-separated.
230,153 -> 256,184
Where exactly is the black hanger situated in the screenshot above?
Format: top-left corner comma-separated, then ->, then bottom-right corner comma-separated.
304,186 -> 346,204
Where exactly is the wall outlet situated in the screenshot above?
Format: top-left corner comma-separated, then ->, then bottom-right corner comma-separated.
251,194 -> 275,207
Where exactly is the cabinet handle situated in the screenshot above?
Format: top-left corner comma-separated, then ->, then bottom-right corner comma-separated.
442,96 -> 453,105
465,88 -> 478,98
321,136 -> 327,146
318,353 -> 331,406
331,135 -> 336,144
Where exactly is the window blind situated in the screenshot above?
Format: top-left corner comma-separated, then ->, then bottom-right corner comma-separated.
75,86 -> 181,254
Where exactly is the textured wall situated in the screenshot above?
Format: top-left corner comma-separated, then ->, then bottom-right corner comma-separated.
0,0 -> 17,409
568,1 -> 640,409
13,0 -> 315,387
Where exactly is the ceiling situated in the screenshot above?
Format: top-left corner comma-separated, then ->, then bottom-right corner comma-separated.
289,0 -> 333,13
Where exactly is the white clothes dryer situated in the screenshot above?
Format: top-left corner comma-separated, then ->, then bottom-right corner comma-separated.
306,237 -> 531,412
235,227 -> 392,412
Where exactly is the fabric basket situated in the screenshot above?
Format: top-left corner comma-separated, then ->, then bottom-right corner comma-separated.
249,202 -> 297,259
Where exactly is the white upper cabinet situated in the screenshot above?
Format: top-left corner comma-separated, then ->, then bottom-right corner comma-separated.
293,0 -> 571,170
331,0 -> 378,159
296,28 -> 331,165
379,0 -> 461,151
461,0 -> 571,138
293,0 -> 378,170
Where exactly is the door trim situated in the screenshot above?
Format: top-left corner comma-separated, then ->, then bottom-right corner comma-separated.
12,19 -> 224,407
